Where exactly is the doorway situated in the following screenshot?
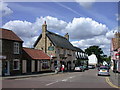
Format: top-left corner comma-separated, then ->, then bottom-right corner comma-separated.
4,61 -> 10,75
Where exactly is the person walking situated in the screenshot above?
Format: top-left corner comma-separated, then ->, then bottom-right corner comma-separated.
61,64 -> 65,73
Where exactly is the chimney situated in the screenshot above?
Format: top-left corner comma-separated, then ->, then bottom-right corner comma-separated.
115,32 -> 120,38
42,21 -> 47,33
64,33 -> 69,40
42,21 -> 47,53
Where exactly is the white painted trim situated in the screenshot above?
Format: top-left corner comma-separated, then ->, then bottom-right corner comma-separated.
14,42 -> 20,54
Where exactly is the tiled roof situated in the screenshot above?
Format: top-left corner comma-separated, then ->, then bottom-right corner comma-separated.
74,46 -> 84,52
46,31 -> 76,50
0,28 -> 23,42
23,47 -> 50,60
34,30 -> 76,50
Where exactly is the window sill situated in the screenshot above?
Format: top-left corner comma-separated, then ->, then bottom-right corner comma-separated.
13,69 -> 20,70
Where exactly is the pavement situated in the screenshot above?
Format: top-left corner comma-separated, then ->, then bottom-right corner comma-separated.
2,71 -> 70,80
109,69 -> 120,88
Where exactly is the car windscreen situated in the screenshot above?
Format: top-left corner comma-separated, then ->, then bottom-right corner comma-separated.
99,67 -> 108,70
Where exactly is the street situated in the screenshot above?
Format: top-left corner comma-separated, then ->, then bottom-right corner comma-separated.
2,69 -> 115,88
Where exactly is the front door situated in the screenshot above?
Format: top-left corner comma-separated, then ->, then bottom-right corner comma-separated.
4,61 -> 10,75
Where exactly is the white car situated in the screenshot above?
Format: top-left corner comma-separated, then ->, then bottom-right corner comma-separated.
74,66 -> 85,72
98,66 -> 110,76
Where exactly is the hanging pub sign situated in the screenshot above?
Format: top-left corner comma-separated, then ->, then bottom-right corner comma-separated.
48,46 -> 54,51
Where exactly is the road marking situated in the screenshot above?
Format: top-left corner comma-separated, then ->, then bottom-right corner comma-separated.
69,76 -> 75,79
105,77 -> 120,88
62,79 -> 68,82
46,75 -> 76,86
45,80 -> 59,86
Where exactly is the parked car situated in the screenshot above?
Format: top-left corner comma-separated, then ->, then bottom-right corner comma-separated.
74,66 -> 85,72
88,65 -> 95,69
98,66 -> 110,76
83,65 -> 89,70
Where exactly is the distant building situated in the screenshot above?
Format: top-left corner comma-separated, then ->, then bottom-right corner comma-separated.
88,53 -> 98,66
34,22 -> 76,71
74,47 -> 88,66
0,28 -> 23,76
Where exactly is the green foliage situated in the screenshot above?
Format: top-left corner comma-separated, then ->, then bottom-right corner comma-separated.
85,45 -> 104,63
101,56 -> 111,63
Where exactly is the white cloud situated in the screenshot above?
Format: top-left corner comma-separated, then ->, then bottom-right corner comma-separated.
75,0 -> 96,8
106,26 -> 120,40
71,35 -> 110,55
2,16 -> 67,47
0,2 -> 13,17
2,15 -> 111,56
115,14 -> 120,21
37,16 -> 67,31
62,17 -> 108,39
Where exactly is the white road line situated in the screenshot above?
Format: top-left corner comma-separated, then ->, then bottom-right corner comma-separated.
45,80 -> 59,86
62,79 -> 68,82
69,76 -> 75,79
46,76 -> 76,86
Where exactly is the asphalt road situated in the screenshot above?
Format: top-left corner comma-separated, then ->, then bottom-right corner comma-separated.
2,69 -> 114,88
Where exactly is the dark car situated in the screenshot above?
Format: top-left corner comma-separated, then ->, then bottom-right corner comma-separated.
83,65 -> 89,70
88,65 -> 95,69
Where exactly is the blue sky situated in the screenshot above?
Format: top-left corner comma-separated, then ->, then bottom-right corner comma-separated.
2,2 -> 118,29
1,1 -> 119,56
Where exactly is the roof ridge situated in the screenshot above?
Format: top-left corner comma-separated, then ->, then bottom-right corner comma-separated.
46,30 -> 67,40
0,28 -> 12,31
23,47 -> 42,51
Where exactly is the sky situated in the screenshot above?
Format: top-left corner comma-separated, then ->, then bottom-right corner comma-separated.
1,1 -> 120,56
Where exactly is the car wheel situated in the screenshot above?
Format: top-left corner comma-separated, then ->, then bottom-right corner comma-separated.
98,74 -> 100,76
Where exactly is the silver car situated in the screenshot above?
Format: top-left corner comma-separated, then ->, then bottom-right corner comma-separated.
98,66 -> 110,76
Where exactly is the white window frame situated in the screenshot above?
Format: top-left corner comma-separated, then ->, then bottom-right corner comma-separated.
13,59 -> 20,70
14,42 -> 19,54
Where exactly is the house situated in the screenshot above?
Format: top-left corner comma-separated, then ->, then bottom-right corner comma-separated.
74,47 -> 88,66
22,47 -> 50,74
34,21 -> 76,71
111,32 -> 120,73
0,28 -> 23,76
88,53 -> 98,67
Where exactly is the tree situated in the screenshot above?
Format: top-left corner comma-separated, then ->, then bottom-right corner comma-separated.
85,45 -> 104,63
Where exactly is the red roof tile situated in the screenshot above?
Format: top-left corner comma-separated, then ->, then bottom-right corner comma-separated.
23,48 -> 50,60
0,28 -> 23,42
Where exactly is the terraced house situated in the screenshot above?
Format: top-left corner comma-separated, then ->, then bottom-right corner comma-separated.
0,28 -> 51,76
34,22 -> 77,71
0,28 -> 23,76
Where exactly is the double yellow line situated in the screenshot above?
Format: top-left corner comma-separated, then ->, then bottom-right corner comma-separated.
105,77 -> 120,88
